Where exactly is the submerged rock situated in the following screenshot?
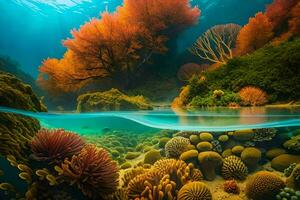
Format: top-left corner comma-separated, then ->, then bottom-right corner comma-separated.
0,71 -> 46,162
76,88 -> 153,112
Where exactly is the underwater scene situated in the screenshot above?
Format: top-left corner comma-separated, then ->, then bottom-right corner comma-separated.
1,0 -> 300,199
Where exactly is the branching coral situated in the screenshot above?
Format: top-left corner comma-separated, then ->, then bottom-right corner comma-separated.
177,181 -> 212,200
56,144 -> 119,198
31,129 -> 85,163
223,180 -> 240,194
284,135 -> 300,153
246,171 -> 285,200
165,137 -> 190,158
222,156 -> 248,180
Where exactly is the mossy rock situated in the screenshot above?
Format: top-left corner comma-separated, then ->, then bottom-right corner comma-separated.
271,154 -> 300,172
266,148 -> 286,160
76,88 -> 153,112
144,149 -> 161,165
125,152 -> 141,160
0,71 -> 46,162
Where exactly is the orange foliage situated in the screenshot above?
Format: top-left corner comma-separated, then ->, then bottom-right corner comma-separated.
288,1 -> 300,36
38,1 -> 200,94
239,86 -> 268,106
235,12 -> 274,55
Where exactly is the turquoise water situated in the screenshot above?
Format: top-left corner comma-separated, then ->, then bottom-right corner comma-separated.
1,106 -> 300,134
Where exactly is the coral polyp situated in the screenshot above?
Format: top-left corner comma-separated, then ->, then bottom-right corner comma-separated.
30,129 -> 85,163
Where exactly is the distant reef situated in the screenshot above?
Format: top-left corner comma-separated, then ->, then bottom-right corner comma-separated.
0,71 -> 46,162
173,38 -> 300,108
77,88 -> 153,112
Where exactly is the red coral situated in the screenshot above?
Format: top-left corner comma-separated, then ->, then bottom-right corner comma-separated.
58,144 -> 119,198
30,129 -> 85,163
223,180 -> 240,194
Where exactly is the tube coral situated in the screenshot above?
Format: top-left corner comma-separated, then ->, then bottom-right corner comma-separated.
30,129 -> 85,163
56,144 -> 119,198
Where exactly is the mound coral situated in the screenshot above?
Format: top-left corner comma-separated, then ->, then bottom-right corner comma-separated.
222,156 -> 248,180
189,134 -> 201,144
239,86 -> 268,106
266,148 -> 286,160
199,132 -> 214,141
218,135 -> 229,142
287,163 -> 300,190
223,180 -> 240,194
0,71 -> 46,162
198,151 -> 222,181
271,154 -> 300,172
143,149 -> 161,165
56,144 -> 119,198
252,128 -> 277,142
165,136 -> 190,158
240,147 -> 261,170
122,167 -> 148,187
177,181 -> 212,200
158,137 -> 171,148
231,145 -> 244,156
197,142 -> 213,151
245,171 -> 285,200
179,150 -> 198,162
30,129 -> 85,163
232,129 -> 254,141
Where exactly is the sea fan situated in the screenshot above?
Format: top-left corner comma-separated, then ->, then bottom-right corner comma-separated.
30,129 -> 85,163
57,144 -> 119,198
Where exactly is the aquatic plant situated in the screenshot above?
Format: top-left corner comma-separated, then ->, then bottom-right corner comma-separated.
223,180 -> 240,194
211,139 -> 222,153
276,187 -> 300,200
239,86 -> 268,106
245,171 -> 285,200
56,144 -> 119,198
190,23 -> 241,64
271,154 -> 300,172
222,156 -> 248,180
284,135 -> 300,153
240,147 -> 261,170
165,136 -> 190,158
31,129 -> 85,163
285,163 -> 297,177
177,181 -> 212,200
252,128 -> 277,141
287,163 -> 300,190
198,151 -> 222,181
0,71 -> 46,162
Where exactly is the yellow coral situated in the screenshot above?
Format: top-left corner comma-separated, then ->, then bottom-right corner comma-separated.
222,155 -> 248,180
144,149 -> 161,165
197,142 -> 213,151
198,151 -> 222,181
177,181 -> 212,200
165,136 -> 190,158
199,132 -> 214,141
241,147 -> 261,170
179,150 -> 198,161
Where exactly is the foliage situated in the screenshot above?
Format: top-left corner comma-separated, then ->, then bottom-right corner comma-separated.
177,63 -> 209,81
76,88 -> 153,112
239,86 -> 268,106
30,129 -> 85,164
38,0 -> 200,93
235,12 -> 274,55
190,23 -> 241,64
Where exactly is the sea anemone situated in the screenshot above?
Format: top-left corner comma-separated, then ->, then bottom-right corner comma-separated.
30,129 -> 85,163
56,144 -> 119,198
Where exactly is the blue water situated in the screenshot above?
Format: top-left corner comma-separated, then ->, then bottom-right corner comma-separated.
1,106 -> 300,134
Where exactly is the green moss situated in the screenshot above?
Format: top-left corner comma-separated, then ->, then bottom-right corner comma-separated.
76,88 -> 153,112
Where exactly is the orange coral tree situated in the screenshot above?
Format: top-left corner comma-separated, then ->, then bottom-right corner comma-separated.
235,12 -> 274,55
38,1 -> 200,93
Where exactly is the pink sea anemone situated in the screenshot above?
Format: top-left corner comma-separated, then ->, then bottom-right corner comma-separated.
30,128 -> 85,163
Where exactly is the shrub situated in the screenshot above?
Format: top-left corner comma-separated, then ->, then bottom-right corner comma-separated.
239,86 -> 268,106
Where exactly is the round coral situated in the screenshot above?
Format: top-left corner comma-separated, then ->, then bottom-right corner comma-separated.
222,156 -> 248,180
165,136 -> 190,158
31,129 -> 85,163
198,151 -> 223,181
177,181 -> 212,200
245,171 -> 285,200
57,144 -> 119,198
223,180 -> 240,194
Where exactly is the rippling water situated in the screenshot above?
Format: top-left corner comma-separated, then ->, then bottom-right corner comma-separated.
1,106 -> 300,134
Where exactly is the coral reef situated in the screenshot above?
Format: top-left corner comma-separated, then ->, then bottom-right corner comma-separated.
165,136 -> 190,158
77,88 -> 153,112
246,171 -> 285,200
287,164 -> 300,190
252,128 -> 277,142
284,135 -> 300,153
177,181 -> 212,200
222,156 -> 248,180
285,163 -> 297,177
198,151 -> 222,181
56,144 -> 119,198
0,71 -> 46,162
30,129 -> 85,164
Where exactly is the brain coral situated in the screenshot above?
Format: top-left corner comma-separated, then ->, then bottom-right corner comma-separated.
245,171 -> 285,200
221,155 -> 248,180
57,144 -> 119,198
177,181 -> 212,200
31,129 -> 85,163
165,136 -> 190,158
